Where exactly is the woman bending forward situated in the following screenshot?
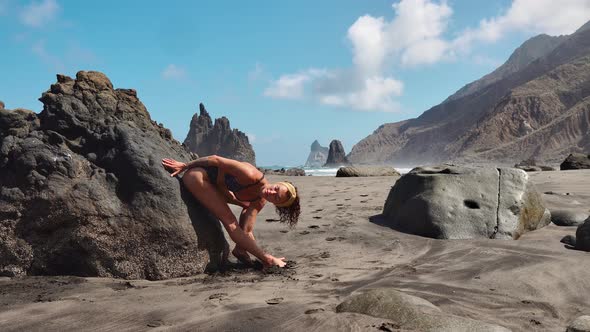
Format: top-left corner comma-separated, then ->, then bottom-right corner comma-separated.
162,155 -> 300,268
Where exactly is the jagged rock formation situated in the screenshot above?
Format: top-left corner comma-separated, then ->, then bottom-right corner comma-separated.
382,165 -> 550,240
183,103 -> 255,165
324,140 -> 351,167
0,101 -> 4,110
349,20 -> 590,166
305,140 -> 329,167
0,71 -> 227,280
560,153 -> 590,170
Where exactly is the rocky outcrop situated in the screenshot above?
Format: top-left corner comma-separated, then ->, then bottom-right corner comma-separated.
259,167 -> 306,176
324,140 -> 350,167
183,103 -> 255,165
349,21 -> 590,165
560,153 -> 590,170
0,101 -> 4,110
382,165 -> 550,240
336,166 -> 400,177
305,140 -> 329,167
336,289 -> 510,331
0,71 -> 227,280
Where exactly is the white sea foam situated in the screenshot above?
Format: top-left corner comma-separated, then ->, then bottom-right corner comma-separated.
303,166 -> 415,177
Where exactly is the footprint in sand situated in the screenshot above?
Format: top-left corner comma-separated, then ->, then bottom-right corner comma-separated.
360,194 -> 369,197
310,274 -> 323,279
208,293 -> 228,300
313,216 -> 322,219
308,225 -> 320,229
147,320 -> 163,328
320,252 -> 330,258
360,200 -> 368,203
265,218 -> 279,222
304,308 -> 325,314
325,236 -> 346,242
300,230 -> 310,235
266,297 -> 283,305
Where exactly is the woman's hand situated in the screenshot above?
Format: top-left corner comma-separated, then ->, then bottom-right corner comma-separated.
161,158 -> 187,177
264,255 -> 286,268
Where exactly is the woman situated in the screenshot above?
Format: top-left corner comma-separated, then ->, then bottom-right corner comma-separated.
161,155 -> 300,268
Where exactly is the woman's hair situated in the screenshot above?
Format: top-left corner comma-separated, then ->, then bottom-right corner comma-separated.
275,181 -> 300,227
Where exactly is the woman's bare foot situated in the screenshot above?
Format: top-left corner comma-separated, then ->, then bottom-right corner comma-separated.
232,247 -> 254,266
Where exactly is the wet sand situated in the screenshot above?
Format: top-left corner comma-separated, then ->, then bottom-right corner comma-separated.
0,170 -> 589,331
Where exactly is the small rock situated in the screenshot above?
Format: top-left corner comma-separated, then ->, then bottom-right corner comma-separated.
567,315 -> 590,332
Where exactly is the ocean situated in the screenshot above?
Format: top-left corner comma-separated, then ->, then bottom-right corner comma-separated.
261,165 -> 414,177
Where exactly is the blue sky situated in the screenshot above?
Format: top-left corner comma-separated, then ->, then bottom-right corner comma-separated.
2,0 -> 590,166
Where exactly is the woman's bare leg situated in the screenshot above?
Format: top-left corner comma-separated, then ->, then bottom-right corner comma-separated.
182,168 -> 272,266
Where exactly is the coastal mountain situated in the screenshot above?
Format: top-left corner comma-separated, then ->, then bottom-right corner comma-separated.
183,103 -> 256,165
348,20 -> 590,166
305,140 -> 329,167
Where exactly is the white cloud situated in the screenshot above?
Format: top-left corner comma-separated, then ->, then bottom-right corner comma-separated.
264,0 -> 590,112
263,69 -> 327,99
162,64 -> 187,80
20,0 -> 59,27
453,0 -> 590,51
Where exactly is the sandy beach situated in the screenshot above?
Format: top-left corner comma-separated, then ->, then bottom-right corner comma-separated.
0,170 -> 589,331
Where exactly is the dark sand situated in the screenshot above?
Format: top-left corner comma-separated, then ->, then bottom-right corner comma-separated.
1,170 -> 589,331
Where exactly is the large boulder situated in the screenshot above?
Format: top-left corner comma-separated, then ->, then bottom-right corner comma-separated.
324,139 -> 350,167
336,289 -> 510,331
304,140 -> 329,167
336,166 -> 400,177
0,71 -> 227,280
183,103 -> 255,165
576,218 -> 590,251
551,210 -> 588,226
560,153 -> 590,170
382,165 -> 551,239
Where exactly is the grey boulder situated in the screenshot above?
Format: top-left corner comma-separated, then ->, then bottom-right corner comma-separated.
336,288 -> 511,331
382,165 -> 550,239
551,210 -> 588,226
336,166 -> 400,177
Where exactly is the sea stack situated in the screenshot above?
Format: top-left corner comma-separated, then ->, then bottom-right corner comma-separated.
183,103 -> 255,165
305,140 -> 329,167
324,139 -> 351,167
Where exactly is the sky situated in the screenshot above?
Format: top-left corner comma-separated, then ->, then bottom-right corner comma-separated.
1,0 -> 590,166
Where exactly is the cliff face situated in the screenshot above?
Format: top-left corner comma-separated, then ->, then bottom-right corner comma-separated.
305,140 -> 329,167
183,103 -> 255,165
348,20 -> 590,166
